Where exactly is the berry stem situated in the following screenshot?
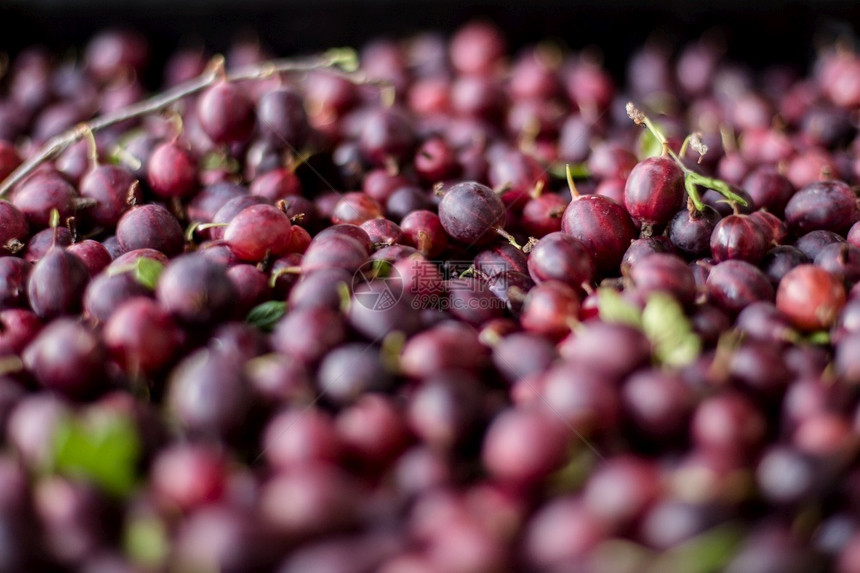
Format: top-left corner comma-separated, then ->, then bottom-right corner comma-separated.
495,227 -> 523,250
626,102 -> 747,211
565,164 -> 580,201
0,48 -> 366,197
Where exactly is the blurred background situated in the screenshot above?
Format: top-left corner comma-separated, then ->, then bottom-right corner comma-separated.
1,0 -> 859,80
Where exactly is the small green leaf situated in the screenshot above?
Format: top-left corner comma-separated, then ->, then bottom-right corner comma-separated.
325,47 -> 360,73
202,151 -> 240,173
646,523 -> 744,573
642,293 -> 701,368
0,356 -> 23,377
590,539 -> 654,573
125,516 -> 170,568
52,413 -> 141,497
547,445 -> 598,494
134,257 -> 164,290
597,288 -> 643,328
246,301 -> 287,331
637,124 -> 665,159
549,162 -> 589,179
381,330 -> 406,374
803,330 -> 831,345
337,281 -> 352,313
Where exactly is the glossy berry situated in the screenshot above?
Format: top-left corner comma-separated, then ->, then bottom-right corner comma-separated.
710,213 -> 768,264
400,210 -> 448,258
103,297 -> 183,374
561,194 -> 637,277
156,254 -> 237,326
24,227 -> 72,263
521,193 -> 567,238
257,86 -> 311,149
317,343 -> 393,406
527,232 -> 595,289
22,318 -> 106,398
301,234 -> 369,275
67,240 -> 112,276
223,203 -> 292,262
360,217 -> 403,247
27,247 -> 90,320
166,348 -> 251,438
621,236 -> 676,268
197,82 -> 256,145
624,156 -> 686,228
814,243 -> 860,289
742,165 -> 796,217
706,259 -> 775,315
116,203 -> 185,257
150,443 -> 227,511
628,252 -> 697,307
692,391 -> 767,457
0,308 -> 43,355
0,257 -> 31,308
622,368 -> 692,440
776,264 -> 846,331
78,164 -> 136,228
784,180 -> 860,236
249,168 -> 301,202
358,107 -> 416,167
438,181 -> 506,245
0,201 -> 28,255
331,192 -> 384,226
82,270 -> 152,324
521,281 -> 580,340
414,136 -> 459,182
749,209 -> 788,245
482,408 -> 569,486
147,141 -> 198,198
668,205 -> 722,259
271,306 -> 346,364
11,173 -> 77,229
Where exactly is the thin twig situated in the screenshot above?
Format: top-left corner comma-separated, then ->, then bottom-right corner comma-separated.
0,48 -> 360,197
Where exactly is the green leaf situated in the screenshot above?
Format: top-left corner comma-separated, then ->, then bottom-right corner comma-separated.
246,301 -> 287,331
642,293 -> 701,368
803,330 -> 831,345
547,446 -> 598,494
590,540 -> 654,573
202,151 -> 240,173
637,124 -> 665,159
125,516 -> 170,568
597,288 -> 643,328
134,257 -> 164,290
52,412 -> 141,497
548,162 -> 589,179
647,523 -> 744,573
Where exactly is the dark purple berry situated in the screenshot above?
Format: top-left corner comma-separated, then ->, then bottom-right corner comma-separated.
624,156 -> 686,228
438,181 -> 506,246
116,203 -> 185,257
197,82 -> 255,145
561,194 -> 637,277
784,179 -> 860,236
27,247 -> 90,320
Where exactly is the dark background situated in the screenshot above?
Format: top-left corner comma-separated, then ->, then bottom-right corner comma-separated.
1,0 -> 859,80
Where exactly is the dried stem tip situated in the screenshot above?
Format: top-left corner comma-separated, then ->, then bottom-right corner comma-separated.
626,102 -> 646,125
689,132 -> 709,158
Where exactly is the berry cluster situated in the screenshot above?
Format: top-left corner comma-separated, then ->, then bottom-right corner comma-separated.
1,21 -> 860,573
